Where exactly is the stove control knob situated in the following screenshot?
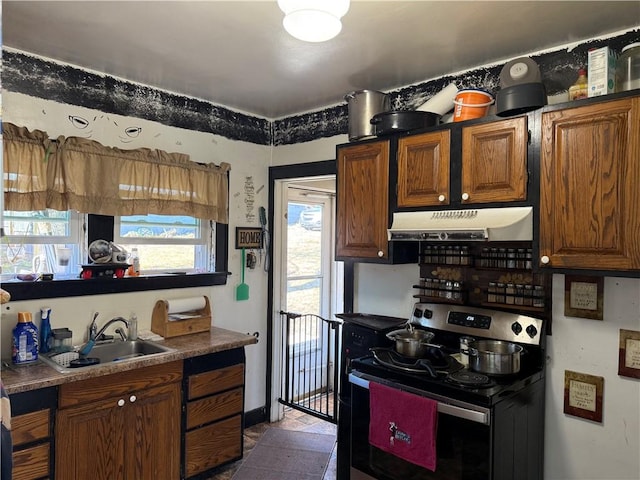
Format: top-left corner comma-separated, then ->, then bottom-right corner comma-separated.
438,232 -> 449,241
526,325 -> 538,339
511,322 -> 523,335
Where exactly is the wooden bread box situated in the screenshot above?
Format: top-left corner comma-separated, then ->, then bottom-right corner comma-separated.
151,296 -> 212,338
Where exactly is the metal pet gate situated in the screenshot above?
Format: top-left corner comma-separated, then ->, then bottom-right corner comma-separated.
278,311 -> 340,423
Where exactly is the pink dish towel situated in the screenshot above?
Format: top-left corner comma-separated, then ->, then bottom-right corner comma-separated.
369,381 -> 438,471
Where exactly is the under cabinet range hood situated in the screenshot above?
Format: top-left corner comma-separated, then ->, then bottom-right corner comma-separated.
388,206 -> 533,242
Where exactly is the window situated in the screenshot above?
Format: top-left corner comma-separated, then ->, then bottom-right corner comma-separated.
2,122 -> 230,299
1,209 -> 82,279
114,214 -> 213,273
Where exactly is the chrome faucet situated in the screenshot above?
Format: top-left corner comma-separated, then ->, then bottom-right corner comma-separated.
93,317 -> 129,341
79,316 -> 129,356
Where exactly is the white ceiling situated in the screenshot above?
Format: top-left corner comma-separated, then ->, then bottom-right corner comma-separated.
3,1 -> 639,119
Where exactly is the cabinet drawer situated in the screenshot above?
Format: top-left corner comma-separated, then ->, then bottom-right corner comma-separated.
59,360 -> 182,407
188,364 -> 244,400
186,387 -> 242,429
12,409 -> 50,447
185,415 -> 242,477
13,443 -> 50,480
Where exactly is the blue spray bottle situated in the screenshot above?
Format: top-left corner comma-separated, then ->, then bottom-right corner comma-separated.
40,307 -> 53,353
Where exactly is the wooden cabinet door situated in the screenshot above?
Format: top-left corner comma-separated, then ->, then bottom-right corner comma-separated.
56,395 -> 126,480
336,140 -> 390,259
57,372 -> 182,480
127,382 -> 181,480
397,130 -> 451,207
540,97 -> 640,270
461,117 -> 528,204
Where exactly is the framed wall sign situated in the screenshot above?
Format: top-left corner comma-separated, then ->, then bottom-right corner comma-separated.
564,370 -> 604,423
564,275 -> 604,320
235,227 -> 263,249
618,329 -> 640,379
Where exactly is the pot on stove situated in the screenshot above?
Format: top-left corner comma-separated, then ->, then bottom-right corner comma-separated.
466,339 -> 522,375
386,327 -> 435,358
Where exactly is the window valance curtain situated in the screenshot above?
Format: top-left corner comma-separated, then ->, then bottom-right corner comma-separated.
3,123 -> 230,223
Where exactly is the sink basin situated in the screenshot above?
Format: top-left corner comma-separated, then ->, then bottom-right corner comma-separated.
40,340 -> 175,373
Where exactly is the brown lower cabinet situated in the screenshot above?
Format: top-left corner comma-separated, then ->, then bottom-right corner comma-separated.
12,409 -> 51,480
183,348 -> 246,479
10,386 -> 56,480
55,361 -> 182,480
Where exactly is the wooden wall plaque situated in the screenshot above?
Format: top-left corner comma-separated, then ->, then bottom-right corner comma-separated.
618,329 -> 640,379
564,370 -> 604,423
564,275 -> 604,320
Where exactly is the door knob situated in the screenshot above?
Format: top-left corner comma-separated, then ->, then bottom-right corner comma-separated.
438,194 -> 446,202
129,395 -> 137,403
117,399 -> 125,407
540,255 -> 550,264
377,251 -> 384,258
461,192 -> 470,201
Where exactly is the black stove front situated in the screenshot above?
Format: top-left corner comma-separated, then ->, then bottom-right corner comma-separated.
335,313 -> 407,480
348,303 -> 546,480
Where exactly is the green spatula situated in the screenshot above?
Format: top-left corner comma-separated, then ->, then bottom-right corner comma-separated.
236,248 -> 249,301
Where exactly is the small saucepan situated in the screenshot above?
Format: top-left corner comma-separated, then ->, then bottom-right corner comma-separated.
386,327 -> 436,358
465,339 -> 523,375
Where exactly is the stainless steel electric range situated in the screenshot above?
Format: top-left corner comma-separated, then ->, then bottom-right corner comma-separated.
348,302 -> 547,480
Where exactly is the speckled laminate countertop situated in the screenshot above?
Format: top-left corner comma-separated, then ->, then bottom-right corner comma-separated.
2,326 -> 257,395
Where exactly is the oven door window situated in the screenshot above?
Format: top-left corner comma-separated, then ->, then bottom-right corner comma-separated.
351,382 -> 491,480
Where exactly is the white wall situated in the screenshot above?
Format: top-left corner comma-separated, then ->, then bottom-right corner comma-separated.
544,275 -> 640,480
1,92 -> 270,411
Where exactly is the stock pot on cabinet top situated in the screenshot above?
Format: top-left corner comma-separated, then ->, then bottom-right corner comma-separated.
466,339 -> 523,375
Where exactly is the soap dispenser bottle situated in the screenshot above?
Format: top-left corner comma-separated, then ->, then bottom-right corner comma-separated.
12,312 -> 39,364
40,307 -> 53,353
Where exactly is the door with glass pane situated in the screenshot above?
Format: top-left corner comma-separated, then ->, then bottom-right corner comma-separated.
278,186 -> 338,421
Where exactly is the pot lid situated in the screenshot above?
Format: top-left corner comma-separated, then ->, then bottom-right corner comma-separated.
388,206 -> 533,242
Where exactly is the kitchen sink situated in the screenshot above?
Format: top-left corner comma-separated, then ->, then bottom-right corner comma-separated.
39,339 -> 176,373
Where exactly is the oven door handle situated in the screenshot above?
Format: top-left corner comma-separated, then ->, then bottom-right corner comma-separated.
349,373 -> 490,425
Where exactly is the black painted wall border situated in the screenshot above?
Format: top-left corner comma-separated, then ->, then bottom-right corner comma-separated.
3,29 -> 638,146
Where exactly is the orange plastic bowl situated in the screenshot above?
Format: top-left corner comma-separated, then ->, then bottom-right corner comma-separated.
453,89 -> 494,122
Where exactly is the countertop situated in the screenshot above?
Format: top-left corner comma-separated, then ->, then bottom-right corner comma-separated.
1,326 -> 258,395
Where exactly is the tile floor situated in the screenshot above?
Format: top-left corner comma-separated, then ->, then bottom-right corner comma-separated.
205,407 -> 338,480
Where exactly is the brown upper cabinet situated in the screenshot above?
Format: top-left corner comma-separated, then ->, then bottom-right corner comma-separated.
396,130 -> 451,207
539,95 -> 640,271
397,117 -> 528,207
336,139 -> 391,260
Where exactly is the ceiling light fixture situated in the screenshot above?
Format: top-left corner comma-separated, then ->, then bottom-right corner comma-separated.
277,0 -> 350,43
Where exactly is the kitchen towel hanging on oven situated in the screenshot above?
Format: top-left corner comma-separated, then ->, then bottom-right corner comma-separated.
369,381 -> 438,471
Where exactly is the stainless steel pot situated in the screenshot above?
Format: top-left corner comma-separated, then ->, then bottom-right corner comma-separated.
466,339 -> 523,375
386,328 -> 435,358
344,90 -> 390,141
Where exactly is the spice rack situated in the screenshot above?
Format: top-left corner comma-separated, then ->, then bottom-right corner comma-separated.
416,242 -> 551,319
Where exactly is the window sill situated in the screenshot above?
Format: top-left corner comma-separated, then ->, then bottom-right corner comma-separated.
1,272 -> 229,301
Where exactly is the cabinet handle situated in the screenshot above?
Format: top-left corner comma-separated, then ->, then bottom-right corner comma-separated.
461,192 -> 470,201
438,194 -> 446,202
129,395 -> 137,403
540,255 -> 550,265
377,251 -> 384,258
117,399 -> 125,407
